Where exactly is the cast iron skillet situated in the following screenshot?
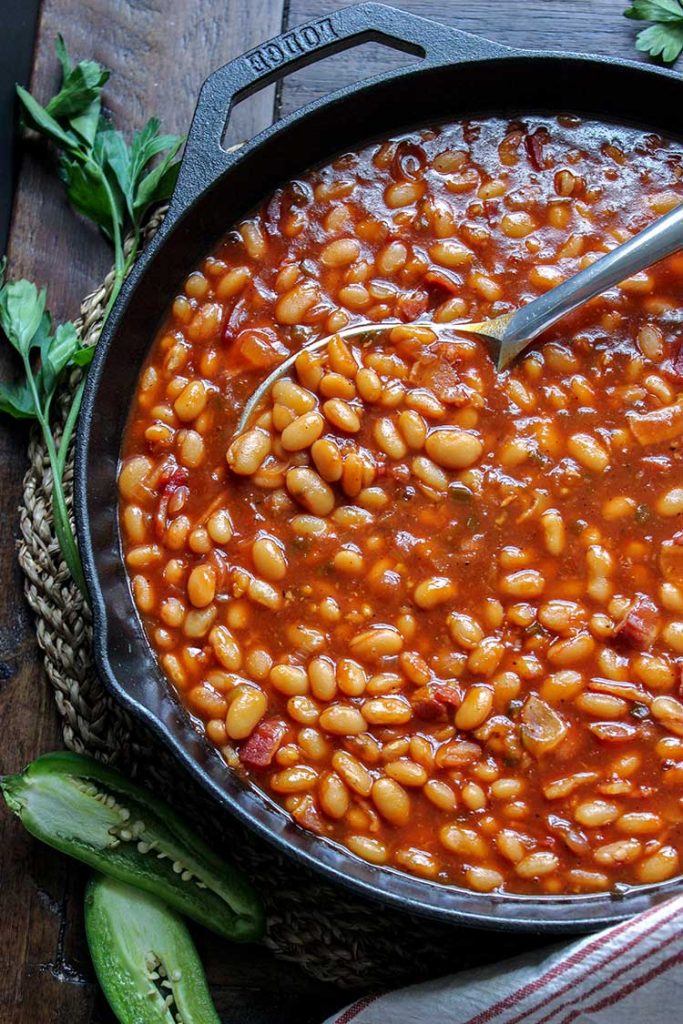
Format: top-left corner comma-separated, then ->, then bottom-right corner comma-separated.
76,2 -> 683,931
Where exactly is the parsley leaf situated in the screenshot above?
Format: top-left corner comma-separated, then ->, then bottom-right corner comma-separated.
16,37 -> 184,318
0,259 -> 94,594
625,0 -> 683,62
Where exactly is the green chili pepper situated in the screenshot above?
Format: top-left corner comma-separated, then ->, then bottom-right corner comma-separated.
85,874 -> 220,1024
1,751 -> 263,942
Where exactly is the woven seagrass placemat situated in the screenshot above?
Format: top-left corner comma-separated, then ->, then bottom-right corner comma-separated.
16,208 -> 538,990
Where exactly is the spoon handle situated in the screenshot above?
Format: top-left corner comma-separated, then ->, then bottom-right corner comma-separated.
497,203 -> 683,368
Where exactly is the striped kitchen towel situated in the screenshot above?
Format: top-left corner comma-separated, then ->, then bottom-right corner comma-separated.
324,895 -> 683,1024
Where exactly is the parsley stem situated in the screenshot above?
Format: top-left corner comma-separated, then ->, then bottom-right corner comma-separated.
89,160 -> 124,274
22,353 -> 87,596
102,230 -> 140,323
57,375 -> 85,478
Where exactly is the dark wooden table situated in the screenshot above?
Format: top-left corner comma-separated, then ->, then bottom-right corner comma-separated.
0,1 -> 668,1020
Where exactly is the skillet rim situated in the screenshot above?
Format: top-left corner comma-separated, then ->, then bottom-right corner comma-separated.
75,4 -> 683,932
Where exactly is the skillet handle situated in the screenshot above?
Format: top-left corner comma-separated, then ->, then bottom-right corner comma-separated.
168,2 -> 507,218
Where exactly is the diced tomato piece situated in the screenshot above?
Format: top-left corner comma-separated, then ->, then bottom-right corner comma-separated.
239,718 -> 286,768
614,593 -> 659,649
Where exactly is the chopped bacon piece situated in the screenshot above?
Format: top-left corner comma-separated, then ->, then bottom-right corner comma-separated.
157,466 -> 189,492
424,268 -> 460,296
396,290 -> 428,322
433,684 -> 462,707
670,340 -> 683,381
391,140 -> 427,181
223,297 -> 249,340
628,403 -> 683,445
263,180 -> 311,236
524,128 -> 550,171
239,718 -> 287,768
412,699 -> 441,721
412,694 -> 448,722
154,466 -> 190,538
412,682 -> 463,721
547,815 -> 590,856
290,794 -> 324,834
410,355 -> 470,406
614,593 -> 659,649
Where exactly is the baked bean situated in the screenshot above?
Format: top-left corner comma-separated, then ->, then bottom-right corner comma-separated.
350,626 -> 403,661
227,428 -> 271,475
372,777 -> 411,825
429,240 -> 474,267
332,750 -> 373,795
270,765 -> 318,793
225,684 -> 267,739
252,535 -> 287,581
456,685 -> 494,730
568,433 -> 610,472
412,455 -> 448,491
385,759 -> 428,787
636,846 -> 679,883
500,570 -> 545,599
318,772 -> 350,818
425,428 -> 483,469
362,696 -> 412,725
321,238 -> 361,266
515,851 -> 559,878
575,800 -> 620,827
286,467 -> 335,516
424,779 -> 457,811
346,835 -> 389,864
413,576 -> 457,609
280,411 -> 325,451
319,704 -> 367,735
374,418 -> 407,459
439,825 -> 487,858
394,847 -> 439,879
174,380 -> 208,422
187,563 -> 216,608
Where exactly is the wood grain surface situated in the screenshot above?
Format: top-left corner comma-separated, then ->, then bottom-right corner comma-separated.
0,1 -> 663,1021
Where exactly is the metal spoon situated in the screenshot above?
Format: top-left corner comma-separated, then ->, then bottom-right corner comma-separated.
235,203 -> 683,435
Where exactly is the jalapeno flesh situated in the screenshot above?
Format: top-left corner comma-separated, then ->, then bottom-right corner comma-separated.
1,751 -> 263,941
85,874 -> 220,1024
